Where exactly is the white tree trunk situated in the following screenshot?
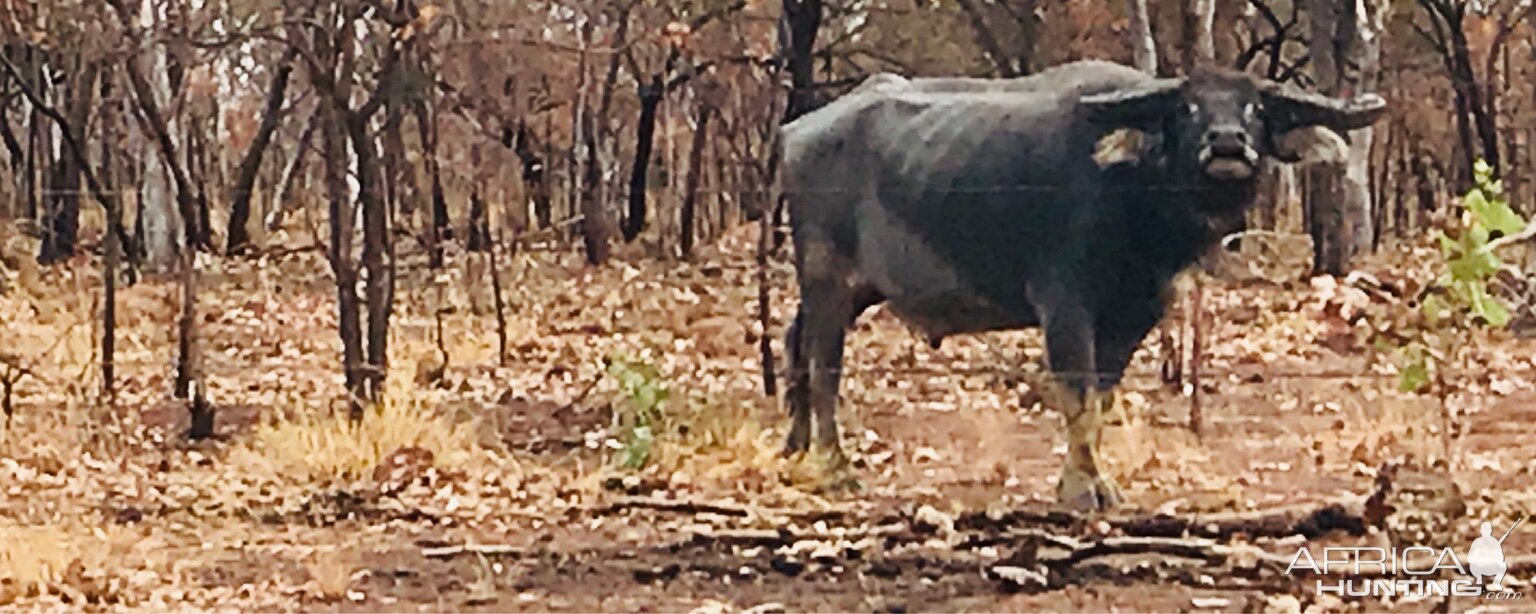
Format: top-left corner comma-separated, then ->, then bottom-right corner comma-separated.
1347,0 -> 1383,252
1126,0 -> 1158,74
136,0 -> 181,272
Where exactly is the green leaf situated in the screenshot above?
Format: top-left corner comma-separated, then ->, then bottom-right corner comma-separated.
1399,356 -> 1431,393
1421,293 -> 1449,327
1435,230 -> 1457,255
1475,159 -> 1493,183
1485,208 -> 1528,238
622,425 -> 654,468
1447,247 -> 1501,283
1468,284 -> 1512,327
1465,189 -> 1489,219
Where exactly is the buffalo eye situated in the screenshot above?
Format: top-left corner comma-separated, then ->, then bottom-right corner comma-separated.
1186,102 -> 1201,117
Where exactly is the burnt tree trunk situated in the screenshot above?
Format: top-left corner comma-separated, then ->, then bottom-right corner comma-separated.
226,46 -> 299,255
0,88 -> 23,220
507,123 -> 551,230
1418,1 -> 1480,190
101,74 -> 119,400
783,0 -> 824,122
411,99 -> 450,268
679,99 -> 713,258
624,80 -> 664,242
381,102 -> 420,239
348,113 -> 392,403
467,191 -> 490,252
25,99 -> 40,224
323,102 -> 365,415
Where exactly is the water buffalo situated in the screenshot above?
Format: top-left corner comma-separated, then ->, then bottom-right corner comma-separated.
778,61 -> 1386,510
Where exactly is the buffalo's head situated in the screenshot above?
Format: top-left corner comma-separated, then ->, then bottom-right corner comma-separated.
1082,67 -> 1387,183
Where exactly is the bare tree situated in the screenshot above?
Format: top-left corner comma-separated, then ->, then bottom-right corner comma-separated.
1412,0 -> 1529,187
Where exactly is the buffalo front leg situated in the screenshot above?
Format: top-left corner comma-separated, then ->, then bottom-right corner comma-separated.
1042,304 -> 1122,511
784,237 -> 858,466
798,290 -> 860,466
783,311 -> 812,455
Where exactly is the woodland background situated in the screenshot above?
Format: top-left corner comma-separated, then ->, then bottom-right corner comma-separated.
2,0 -> 1536,611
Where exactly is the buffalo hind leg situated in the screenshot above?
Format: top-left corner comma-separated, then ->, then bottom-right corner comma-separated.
1042,303 -> 1122,511
783,312 -> 811,455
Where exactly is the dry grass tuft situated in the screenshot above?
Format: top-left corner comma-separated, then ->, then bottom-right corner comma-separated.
1100,391 -> 1240,508
1338,391 -> 1442,467
0,524 -> 76,604
303,548 -> 358,602
236,380 -> 503,486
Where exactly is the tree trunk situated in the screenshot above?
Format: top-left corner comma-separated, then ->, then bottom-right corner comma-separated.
101,76 -> 119,400
1015,0 -> 1038,76
573,22 -> 610,264
413,99 -> 450,268
1181,0 -> 1215,73
25,101 -> 40,225
264,114 -> 316,232
507,123 -> 551,230
112,0 -> 201,273
348,112 -> 392,403
0,92 -> 23,221
680,101 -> 713,259
226,47 -> 299,255
322,100 -> 365,416
783,0 -> 824,122
467,191 -> 490,252
1126,0 -> 1159,74
954,0 -> 1017,77
1305,0 -> 1378,275
624,81 -> 663,242
40,59 -> 98,264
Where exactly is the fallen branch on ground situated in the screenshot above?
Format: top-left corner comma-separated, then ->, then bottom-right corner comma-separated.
957,498 -> 1371,541
594,495 -> 856,524
421,543 -> 526,558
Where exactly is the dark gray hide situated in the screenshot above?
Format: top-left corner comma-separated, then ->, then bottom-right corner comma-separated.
779,61 -> 1385,510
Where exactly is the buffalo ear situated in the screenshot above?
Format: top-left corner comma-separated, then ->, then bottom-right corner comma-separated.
1259,85 -> 1387,132
1272,126 -> 1349,165
1093,128 -> 1161,168
1080,79 -> 1184,127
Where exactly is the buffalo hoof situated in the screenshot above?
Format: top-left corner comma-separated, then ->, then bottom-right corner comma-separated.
816,447 -> 861,492
1056,466 -> 1123,512
820,445 -> 851,471
783,427 -> 811,457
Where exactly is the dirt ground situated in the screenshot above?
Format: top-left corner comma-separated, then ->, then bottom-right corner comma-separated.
2,224 -> 1535,612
